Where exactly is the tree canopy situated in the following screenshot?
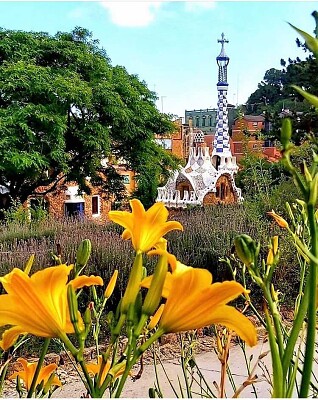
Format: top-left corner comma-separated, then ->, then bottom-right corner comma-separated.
0,27 -> 179,206
245,12 -> 318,144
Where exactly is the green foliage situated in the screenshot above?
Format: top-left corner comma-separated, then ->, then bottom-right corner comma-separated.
1,199 -> 30,223
245,11 -> 318,144
0,27 -> 178,204
236,151 -> 295,216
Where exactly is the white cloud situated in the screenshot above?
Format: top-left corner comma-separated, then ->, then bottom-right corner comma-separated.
184,1 -> 217,12
99,1 -> 163,27
68,7 -> 87,19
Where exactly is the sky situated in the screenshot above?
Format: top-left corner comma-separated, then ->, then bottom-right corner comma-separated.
0,0 -> 317,119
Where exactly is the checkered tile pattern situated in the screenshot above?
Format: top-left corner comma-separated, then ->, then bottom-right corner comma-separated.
213,89 -> 230,153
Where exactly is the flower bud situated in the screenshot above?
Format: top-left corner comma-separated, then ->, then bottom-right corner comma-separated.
271,284 -> 279,303
104,270 -> 118,299
234,234 -> 257,266
267,210 -> 289,228
24,254 -> 35,275
266,249 -> 274,266
309,174 -> 318,206
121,253 -> 143,314
272,236 -> 278,255
83,307 -> 92,327
76,239 -> 92,269
285,202 -> 295,226
280,118 -> 292,149
303,162 -> 312,183
142,254 -> 168,316
67,285 -> 82,336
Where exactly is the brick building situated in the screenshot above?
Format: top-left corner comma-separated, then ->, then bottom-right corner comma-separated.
28,163 -> 137,222
0,161 -> 136,222
231,114 -> 281,163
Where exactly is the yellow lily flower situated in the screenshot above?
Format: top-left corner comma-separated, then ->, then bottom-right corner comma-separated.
142,252 -> 257,346
9,358 -> 61,391
108,199 -> 183,253
267,210 -> 289,228
86,356 -> 125,386
158,266 -> 257,346
0,265 -> 103,346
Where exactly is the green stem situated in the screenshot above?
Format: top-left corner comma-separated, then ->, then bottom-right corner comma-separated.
112,314 -> 126,338
114,329 -> 164,398
27,338 -> 50,398
113,326 -> 136,398
59,333 -> 79,358
294,256 -> 307,314
246,299 -> 267,329
97,374 -> 113,397
78,360 -> 96,397
181,353 -> 192,398
93,297 -> 107,357
262,284 -> 284,359
265,310 -> 284,397
282,281 -> 309,377
0,360 -> 9,397
299,204 -> 318,398
134,314 -> 148,338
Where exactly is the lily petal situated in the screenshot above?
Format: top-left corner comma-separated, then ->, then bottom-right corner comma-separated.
70,275 -> 103,290
0,326 -> 26,351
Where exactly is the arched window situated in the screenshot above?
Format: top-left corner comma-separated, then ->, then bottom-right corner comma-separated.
220,183 -> 226,200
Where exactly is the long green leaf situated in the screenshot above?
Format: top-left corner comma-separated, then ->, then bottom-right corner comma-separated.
289,23 -> 318,55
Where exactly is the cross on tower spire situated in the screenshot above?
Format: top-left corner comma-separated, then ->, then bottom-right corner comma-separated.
217,33 -> 229,51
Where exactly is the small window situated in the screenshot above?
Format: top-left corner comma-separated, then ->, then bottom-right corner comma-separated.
65,202 -> 85,217
92,195 -> 100,215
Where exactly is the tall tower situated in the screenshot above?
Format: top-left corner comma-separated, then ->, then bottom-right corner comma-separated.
212,33 -> 232,159
155,32 -> 242,208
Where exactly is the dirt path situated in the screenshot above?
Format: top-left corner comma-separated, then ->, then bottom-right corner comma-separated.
4,334 -> 273,398
53,339 -> 272,398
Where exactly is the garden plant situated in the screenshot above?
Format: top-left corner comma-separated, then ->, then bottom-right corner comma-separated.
0,14 -> 318,399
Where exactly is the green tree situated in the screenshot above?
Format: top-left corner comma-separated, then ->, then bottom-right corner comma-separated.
236,150 -> 296,217
0,27 -> 179,206
245,12 -> 318,144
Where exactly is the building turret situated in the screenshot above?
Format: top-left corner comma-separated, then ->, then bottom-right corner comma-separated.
212,33 -> 232,161
155,33 -> 242,208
